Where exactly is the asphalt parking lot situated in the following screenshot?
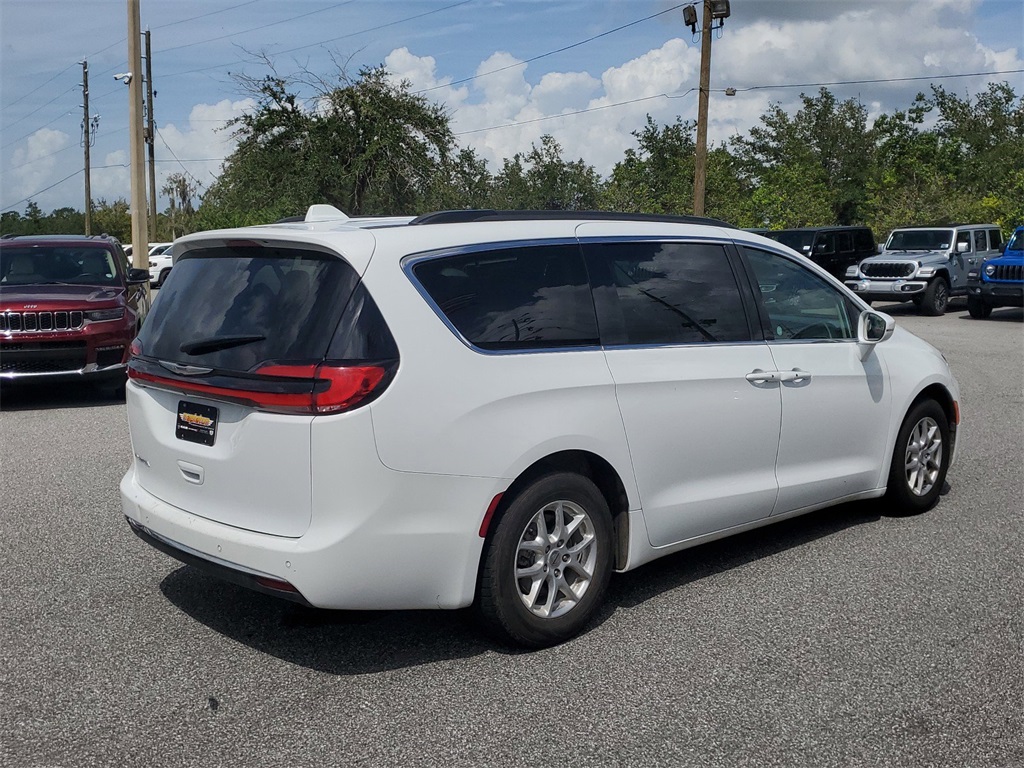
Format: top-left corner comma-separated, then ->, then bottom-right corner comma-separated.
1,300 -> 1021,768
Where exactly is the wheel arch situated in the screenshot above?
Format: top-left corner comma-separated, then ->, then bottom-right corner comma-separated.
480,450 -> 632,575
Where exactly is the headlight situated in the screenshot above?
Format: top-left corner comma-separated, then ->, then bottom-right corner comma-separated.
845,265 -> 859,277
917,266 -> 936,278
85,308 -> 125,322
984,264 -> 996,276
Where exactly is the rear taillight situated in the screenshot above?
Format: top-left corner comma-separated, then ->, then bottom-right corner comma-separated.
127,361 -> 392,415
258,363 -> 388,414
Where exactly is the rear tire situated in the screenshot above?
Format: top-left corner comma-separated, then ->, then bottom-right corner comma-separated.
967,296 -> 992,319
477,472 -> 613,648
919,278 -> 949,316
885,399 -> 950,515
158,268 -> 171,287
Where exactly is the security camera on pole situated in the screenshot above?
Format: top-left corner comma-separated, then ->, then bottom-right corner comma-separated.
683,0 -> 731,217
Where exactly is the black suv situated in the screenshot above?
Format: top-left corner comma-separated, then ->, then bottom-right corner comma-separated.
0,234 -> 151,389
762,226 -> 877,278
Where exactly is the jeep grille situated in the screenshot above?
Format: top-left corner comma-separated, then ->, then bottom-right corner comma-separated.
0,311 -> 84,333
990,264 -> 1023,282
862,262 -> 916,278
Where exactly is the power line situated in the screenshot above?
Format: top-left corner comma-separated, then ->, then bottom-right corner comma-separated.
152,0 -> 264,31
1,169 -> 82,212
155,127 -> 207,189
161,0 -> 474,78
454,68 -> 1024,137
155,1 -> 356,55
416,2 -> 690,95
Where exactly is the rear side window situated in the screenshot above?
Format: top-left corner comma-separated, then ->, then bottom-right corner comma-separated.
137,245 -> 361,372
583,241 -> 751,346
854,229 -> 875,253
988,229 -> 1002,250
412,244 -> 599,351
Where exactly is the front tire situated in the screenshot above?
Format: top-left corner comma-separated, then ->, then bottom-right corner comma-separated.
158,268 -> 171,287
967,296 -> 992,319
919,277 -> 949,316
477,472 -> 613,648
885,399 -> 950,515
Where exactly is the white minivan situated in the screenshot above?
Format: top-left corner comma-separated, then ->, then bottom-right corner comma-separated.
121,208 -> 960,647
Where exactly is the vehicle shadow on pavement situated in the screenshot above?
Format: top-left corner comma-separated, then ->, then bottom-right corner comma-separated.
601,501 -> 882,617
0,381 -> 125,411
159,499 -> 884,673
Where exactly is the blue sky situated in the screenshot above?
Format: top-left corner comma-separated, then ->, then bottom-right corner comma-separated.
1,0 -> 1022,215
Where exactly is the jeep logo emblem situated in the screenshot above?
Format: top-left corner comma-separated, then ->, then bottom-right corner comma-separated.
23,304 -> 38,309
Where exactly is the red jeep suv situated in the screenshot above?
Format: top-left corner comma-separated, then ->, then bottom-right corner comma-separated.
0,234 -> 150,390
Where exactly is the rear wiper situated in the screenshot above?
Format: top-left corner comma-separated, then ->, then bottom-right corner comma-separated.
180,334 -> 266,355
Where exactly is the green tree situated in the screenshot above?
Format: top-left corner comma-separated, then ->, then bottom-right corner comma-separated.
199,65 -> 454,225
604,116 -> 696,214
490,135 -> 603,210
735,88 -> 873,227
91,199 -> 132,242
161,172 -> 200,238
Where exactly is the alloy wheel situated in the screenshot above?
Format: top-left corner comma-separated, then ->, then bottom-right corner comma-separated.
904,416 -> 943,496
514,499 -> 597,619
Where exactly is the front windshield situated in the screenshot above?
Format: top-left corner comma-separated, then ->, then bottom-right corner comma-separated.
765,231 -> 814,252
1006,229 -> 1023,252
885,229 -> 952,251
0,245 -> 121,286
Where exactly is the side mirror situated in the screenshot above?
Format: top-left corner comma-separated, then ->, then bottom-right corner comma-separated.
126,268 -> 150,285
858,310 -> 895,358
956,241 -> 970,254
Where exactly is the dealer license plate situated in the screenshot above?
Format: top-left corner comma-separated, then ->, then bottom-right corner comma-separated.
176,400 -> 218,446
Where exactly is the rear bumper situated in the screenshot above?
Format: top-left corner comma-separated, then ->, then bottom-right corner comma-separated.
120,464 -> 500,611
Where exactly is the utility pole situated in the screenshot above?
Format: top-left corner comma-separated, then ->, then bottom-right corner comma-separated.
127,0 -> 149,270
692,1 -> 713,217
686,0 -> 731,217
81,60 -> 93,235
144,29 -> 157,241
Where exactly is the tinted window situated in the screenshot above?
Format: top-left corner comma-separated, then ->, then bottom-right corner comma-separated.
137,246 -> 360,372
743,247 -> 857,340
956,231 -> 972,251
974,231 -> 987,251
854,229 -> 876,252
887,230 -> 952,250
584,241 -> 751,346
0,245 -> 120,286
814,233 -> 836,255
413,244 -> 598,351
835,232 -> 853,254
989,229 -> 1002,250
766,231 -> 814,252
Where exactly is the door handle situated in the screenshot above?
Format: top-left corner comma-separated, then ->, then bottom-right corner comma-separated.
778,368 -> 811,383
746,368 -> 779,383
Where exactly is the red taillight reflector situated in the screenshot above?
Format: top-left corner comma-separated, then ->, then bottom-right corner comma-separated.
953,400 -> 960,425
129,362 -> 389,415
479,493 -> 504,538
254,576 -> 299,593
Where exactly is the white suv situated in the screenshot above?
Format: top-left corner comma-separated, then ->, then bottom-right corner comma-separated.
121,208 -> 960,647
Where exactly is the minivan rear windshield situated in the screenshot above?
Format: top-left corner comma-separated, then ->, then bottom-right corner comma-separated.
136,245 -> 360,372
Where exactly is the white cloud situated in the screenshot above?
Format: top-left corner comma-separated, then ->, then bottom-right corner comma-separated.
5,128 -> 73,210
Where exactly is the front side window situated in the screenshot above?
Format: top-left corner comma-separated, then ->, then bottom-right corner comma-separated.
743,247 -> 857,340
412,243 -> 598,351
1007,229 -> 1023,252
583,241 -> 751,346
956,231 -> 972,252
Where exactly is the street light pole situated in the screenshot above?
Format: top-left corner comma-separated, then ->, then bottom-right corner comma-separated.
693,0 -> 713,217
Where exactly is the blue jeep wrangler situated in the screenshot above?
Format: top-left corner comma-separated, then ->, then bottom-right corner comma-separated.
967,225 -> 1024,318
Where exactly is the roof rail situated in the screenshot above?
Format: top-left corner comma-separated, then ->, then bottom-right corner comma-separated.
408,209 -> 737,229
